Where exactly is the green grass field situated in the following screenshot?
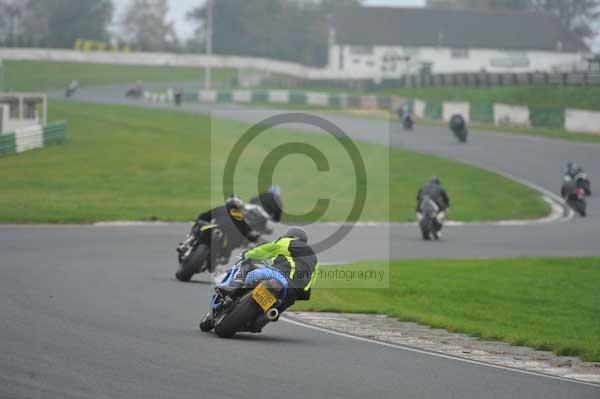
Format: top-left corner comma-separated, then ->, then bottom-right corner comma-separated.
0,100 -> 547,223
1,60 -> 235,92
293,257 -> 600,362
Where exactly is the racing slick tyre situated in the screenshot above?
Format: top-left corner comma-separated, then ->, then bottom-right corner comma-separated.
176,244 -> 209,282
420,220 -> 431,241
199,313 -> 214,332
214,294 -> 263,338
575,199 -> 587,217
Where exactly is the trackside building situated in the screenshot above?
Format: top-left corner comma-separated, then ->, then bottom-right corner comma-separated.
327,7 -> 590,80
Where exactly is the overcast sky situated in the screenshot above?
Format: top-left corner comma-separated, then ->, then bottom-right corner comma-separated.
112,0 -> 426,40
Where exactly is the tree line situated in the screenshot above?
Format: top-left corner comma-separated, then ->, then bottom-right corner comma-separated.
430,0 -> 599,39
1,0 -> 597,67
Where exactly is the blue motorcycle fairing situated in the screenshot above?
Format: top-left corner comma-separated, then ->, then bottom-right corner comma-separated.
244,267 -> 288,299
210,264 -> 289,311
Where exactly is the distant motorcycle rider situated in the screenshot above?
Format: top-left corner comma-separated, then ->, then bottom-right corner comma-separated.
565,162 -> 583,180
417,177 -> 450,212
417,177 -> 450,237
561,177 -> 578,199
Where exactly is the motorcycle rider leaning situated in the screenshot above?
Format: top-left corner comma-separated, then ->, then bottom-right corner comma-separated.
416,177 -> 450,233
217,226 -> 319,329
417,177 -> 450,210
195,196 -> 260,262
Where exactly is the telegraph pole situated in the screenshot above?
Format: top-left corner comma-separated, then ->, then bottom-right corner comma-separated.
204,0 -> 214,90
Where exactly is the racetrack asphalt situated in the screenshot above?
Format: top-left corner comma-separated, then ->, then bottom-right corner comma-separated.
0,83 -> 598,398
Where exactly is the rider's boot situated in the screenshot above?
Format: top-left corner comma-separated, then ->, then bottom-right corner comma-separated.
217,280 -> 244,296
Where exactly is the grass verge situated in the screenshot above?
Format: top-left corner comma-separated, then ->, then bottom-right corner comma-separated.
293,257 -> 600,362
0,100 -> 547,222
1,60 -> 235,92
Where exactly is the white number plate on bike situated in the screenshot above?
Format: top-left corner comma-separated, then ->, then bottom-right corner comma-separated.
251,284 -> 277,312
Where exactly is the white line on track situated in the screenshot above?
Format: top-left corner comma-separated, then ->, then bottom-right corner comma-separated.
281,316 -> 600,388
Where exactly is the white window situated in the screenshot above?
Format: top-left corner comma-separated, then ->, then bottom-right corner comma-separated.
349,46 -> 373,55
403,47 -> 420,56
490,52 -> 530,68
451,48 -> 469,59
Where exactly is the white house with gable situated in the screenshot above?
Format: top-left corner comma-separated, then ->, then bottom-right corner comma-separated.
327,7 -> 590,80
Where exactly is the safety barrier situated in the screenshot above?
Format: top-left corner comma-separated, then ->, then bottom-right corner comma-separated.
0,120 -> 67,157
143,88 -> 600,135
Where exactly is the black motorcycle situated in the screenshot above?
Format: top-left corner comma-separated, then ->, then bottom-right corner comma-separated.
397,105 -> 414,131
65,81 -> 79,98
566,171 -> 592,196
175,204 -> 274,282
450,114 -> 468,143
562,183 -> 587,217
174,90 -> 183,106
402,115 -> 414,131
200,260 -> 288,338
418,196 -> 443,240
125,87 -> 143,98
175,221 -> 228,282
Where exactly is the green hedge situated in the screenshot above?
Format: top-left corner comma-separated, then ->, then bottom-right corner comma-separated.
530,107 -> 565,129
0,133 -> 16,156
216,91 -> 232,103
252,91 -> 269,103
425,101 -> 443,120
471,102 -> 494,124
43,121 -> 68,146
329,95 -> 343,108
289,92 -> 307,105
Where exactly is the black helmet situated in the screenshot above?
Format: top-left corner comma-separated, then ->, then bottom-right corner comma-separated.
450,114 -> 465,130
430,176 -> 441,185
226,195 -> 244,209
284,226 -> 308,243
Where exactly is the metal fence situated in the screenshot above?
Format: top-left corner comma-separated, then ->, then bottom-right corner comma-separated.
398,72 -> 600,88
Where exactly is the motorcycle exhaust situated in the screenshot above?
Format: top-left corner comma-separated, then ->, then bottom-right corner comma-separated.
266,308 -> 279,321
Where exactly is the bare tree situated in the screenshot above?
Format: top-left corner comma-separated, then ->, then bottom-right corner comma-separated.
428,0 -> 599,39
534,0 -> 600,38
120,0 -> 179,51
1,0 -> 112,48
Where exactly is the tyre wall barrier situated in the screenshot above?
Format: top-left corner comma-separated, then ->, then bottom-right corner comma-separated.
142,89 -> 599,135
0,120 -> 67,157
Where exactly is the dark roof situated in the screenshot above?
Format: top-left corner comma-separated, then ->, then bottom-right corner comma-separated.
333,7 -> 588,52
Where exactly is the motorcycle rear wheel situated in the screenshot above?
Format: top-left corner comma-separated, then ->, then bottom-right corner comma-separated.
214,294 -> 263,338
575,199 -> 587,217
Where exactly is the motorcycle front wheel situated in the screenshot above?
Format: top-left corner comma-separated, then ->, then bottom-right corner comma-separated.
420,219 -> 431,240
175,244 -> 210,282
575,199 -> 587,217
